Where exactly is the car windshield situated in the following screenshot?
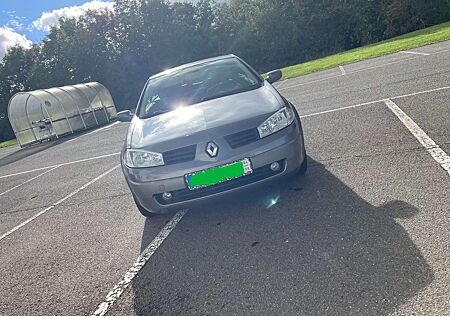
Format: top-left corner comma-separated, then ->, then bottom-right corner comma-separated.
137,58 -> 262,118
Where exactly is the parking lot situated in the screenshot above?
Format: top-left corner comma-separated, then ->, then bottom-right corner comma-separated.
0,40 -> 449,315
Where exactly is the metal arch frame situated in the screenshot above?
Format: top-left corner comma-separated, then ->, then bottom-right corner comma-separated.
6,82 -> 116,147
95,82 -> 117,118
8,92 -> 63,146
72,85 -> 99,125
57,87 -> 87,129
37,94 -> 59,140
41,89 -> 74,134
24,94 -> 40,142
83,83 -> 110,123
7,92 -> 37,146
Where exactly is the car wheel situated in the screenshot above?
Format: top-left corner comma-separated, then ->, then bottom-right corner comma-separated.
132,194 -> 156,217
290,103 -> 307,176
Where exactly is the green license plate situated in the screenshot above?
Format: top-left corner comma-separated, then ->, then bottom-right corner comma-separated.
185,158 -> 253,190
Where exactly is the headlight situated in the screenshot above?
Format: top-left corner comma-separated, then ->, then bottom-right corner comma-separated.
257,107 -> 295,138
123,149 -> 164,168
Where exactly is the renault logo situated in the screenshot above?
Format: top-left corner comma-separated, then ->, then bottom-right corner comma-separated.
205,142 -> 219,158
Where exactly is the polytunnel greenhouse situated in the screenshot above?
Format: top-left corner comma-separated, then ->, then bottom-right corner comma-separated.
8,82 -> 117,147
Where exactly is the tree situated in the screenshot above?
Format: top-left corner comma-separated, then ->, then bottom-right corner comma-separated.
0,45 -> 37,140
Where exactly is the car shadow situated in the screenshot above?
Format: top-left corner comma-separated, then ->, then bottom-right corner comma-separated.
134,158 -> 433,315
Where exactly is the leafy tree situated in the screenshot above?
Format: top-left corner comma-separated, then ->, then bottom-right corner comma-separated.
384,0 -> 424,37
0,45 -> 37,140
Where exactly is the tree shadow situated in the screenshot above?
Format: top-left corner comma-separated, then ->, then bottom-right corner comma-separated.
0,139 -> 63,168
134,158 -> 433,315
0,123 -> 117,168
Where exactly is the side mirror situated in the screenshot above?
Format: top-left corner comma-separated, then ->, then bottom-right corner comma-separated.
266,69 -> 282,84
116,110 -> 133,122
0,113 -> 5,120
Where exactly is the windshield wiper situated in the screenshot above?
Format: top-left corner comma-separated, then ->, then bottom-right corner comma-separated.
199,83 -> 262,103
139,109 -> 172,119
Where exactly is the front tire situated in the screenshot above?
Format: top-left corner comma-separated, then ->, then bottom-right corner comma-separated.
291,103 -> 307,176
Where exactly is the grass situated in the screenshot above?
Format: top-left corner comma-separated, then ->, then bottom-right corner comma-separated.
0,139 -> 17,148
280,21 -> 450,80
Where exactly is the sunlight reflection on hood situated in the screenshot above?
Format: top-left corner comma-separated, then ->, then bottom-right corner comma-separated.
132,106 -> 206,147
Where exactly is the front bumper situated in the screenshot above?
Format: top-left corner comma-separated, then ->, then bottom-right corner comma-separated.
122,122 -> 305,213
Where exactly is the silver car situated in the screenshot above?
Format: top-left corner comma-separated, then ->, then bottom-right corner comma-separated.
117,55 -> 307,216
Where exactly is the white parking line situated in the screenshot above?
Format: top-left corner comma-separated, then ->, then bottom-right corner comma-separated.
0,165 -> 120,243
300,100 -> 381,118
92,209 -> 188,316
0,166 -> 59,197
279,56 -> 418,91
344,55 -> 419,75
339,65 -> 346,75
400,51 -> 430,56
277,43 -> 450,91
384,99 -> 450,176
434,46 -> 450,55
274,79 -> 288,89
280,74 -> 342,90
300,85 -> 450,118
66,121 -> 122,143
0,152 -> 120,179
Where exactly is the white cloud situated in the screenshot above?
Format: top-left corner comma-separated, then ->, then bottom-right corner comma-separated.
2,10 -> 27,31
7,19 -> 26,31
0,27 -> 32,59
32,0 -> 114,32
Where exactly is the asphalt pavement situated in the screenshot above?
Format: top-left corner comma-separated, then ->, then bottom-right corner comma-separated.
0,40 -> 449,316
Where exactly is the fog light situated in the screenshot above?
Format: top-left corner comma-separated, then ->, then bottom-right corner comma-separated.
270,162 -> 280,172
162,192 -> 172,201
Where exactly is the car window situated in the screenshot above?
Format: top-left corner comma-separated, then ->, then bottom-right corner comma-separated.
138,58 -> 262,118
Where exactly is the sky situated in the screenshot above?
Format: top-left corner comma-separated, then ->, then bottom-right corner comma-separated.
0,0 -> 114,59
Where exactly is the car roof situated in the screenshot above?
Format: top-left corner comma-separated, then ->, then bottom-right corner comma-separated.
148,54 -> 237,80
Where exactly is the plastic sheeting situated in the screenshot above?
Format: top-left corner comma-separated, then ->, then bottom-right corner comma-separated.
8,82 -> 117,147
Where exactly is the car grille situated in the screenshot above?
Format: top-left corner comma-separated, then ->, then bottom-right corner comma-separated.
154,160 -> 285,205
163,145 -> 196,165
224,128 -> 260,149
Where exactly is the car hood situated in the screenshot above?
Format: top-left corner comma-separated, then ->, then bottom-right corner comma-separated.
127,82 -> 284,150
